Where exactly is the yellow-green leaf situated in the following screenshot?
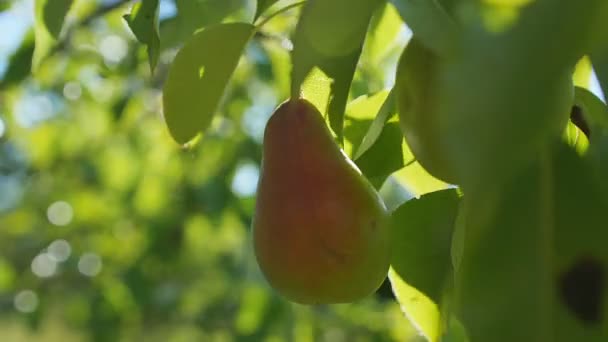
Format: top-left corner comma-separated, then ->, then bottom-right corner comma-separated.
255,0 -> 280,20
291,0 -> 383,142
162,22 -> 254,144
573,56 -> 593,89
33,0 -> 73,71
389,268 -> 441,342
124,0 -> 160,73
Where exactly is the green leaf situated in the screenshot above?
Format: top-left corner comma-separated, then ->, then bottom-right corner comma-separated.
442,318 -> 470,342
0,1 -> 11,12
343,90 -> 391,154
345,90 -> 391,122
573,57 -> 593,89
254,0 -> 280,20
574,86 -> 608,133
389,267 -> 441,342
291,0 -> 383,143
573,87 -> 608,196
162,22 -> 254,144
174,0 -> 245,35
590,50 -> 608,102
299,0 -> 383,58
395,1 -> 606,191
43,0 -> 72,38
342,91 -> 405,187
388,189 -> 460,342
354,90 -> 396,159
355,123 -> 409,188
391,189 -> 460,304
300,67 -> 333,121
364,3 -> 404,66
124,0 -> 160,73
589,7 -> 608,93
33,0 -> 73,71
447,144 -> 608,340
162,0 -> 247,50
455,143 -> 608,341
552,144 -> 608,341
392,161 -> 451,197
0,30 -> 34,89
389,0 -> 457,54
454,153 -> 555,342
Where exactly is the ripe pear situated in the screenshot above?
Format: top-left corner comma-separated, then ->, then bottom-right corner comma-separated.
253,98 -> 390,304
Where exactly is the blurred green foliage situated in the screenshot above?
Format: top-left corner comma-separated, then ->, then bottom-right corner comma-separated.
0,0 -> 423,340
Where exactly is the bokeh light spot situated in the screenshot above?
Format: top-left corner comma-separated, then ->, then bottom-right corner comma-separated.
14,290 -> 38,313
231,163 -> 259,197
31,253 -> 57,278
47,201 -> 74,226
0,175 -> 23,211
99,35 -> 128,64
78,253 -> 102,277
0,116 -> 5,138
242,104 -> 273,142
14,94 -> 54,128
48,239 -> 72,262
63,81 -> 82,101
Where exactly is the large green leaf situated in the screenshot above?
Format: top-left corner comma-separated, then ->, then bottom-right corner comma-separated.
175,0 -> 244,28
389,189 -> 460,342
162,23 -> 254,144
33,0 -> 73,71
589,6 -> 608,94
395,1 -> 607,193
391,189 -> 460,304
454,153 -> 555,342
299,67 -> 333,120
574,87 -> 608,196
299,0 -> 383,58
552,145 -> 608,341
455,143 -> 608,341
389,0 -> 457,54
591,52 -> 608,102
442,318 -> 469,342
291,0 -> 383,142
574,87 -> 608,133
165,0 -> 247,48
124,0 -> 160,73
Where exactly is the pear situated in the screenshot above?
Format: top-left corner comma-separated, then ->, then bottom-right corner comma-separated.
253,98 -> 390,304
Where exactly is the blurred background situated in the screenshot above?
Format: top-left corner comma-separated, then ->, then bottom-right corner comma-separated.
0,0 -> 430,340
